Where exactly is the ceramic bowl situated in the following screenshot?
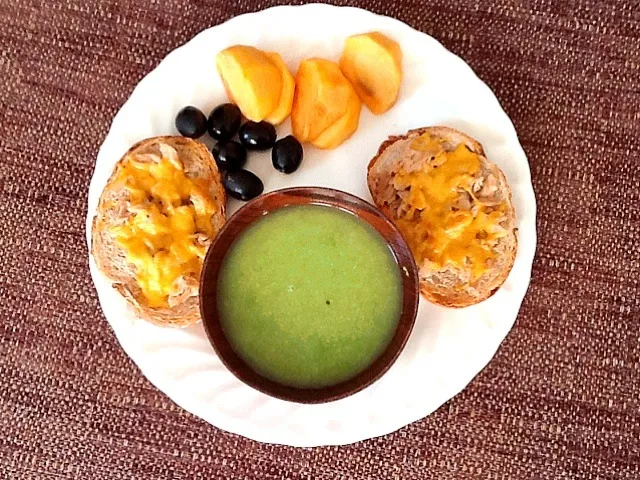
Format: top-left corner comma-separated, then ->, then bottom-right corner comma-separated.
199,187 -> 419,403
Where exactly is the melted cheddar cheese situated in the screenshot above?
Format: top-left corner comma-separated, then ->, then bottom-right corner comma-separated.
109,152 -> 216,307
393,134 -> 507,279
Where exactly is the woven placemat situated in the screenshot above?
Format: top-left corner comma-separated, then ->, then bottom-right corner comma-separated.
1,0 -> 639,478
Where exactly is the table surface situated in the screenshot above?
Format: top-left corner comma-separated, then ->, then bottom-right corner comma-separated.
1,0 -> 639,479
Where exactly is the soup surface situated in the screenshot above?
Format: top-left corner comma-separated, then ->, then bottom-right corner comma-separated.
217,204 -> 403,388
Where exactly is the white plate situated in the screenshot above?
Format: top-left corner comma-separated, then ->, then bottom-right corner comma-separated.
86,4 -> 537,447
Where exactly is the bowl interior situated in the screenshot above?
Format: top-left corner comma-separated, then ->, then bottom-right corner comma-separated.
199,187 -> 419,403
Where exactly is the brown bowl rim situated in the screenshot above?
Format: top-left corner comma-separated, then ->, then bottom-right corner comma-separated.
199,187 -> 419,404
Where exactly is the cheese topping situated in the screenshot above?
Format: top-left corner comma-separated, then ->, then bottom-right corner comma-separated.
393,134 -> 508,279
109,149 -> 216,307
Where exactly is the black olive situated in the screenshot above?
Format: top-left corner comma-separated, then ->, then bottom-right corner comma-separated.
207,103 -> 242,141
175,106 -> 207,138
223,169 -> 264,201
239,121 -> 277,150
212,141 -> 247,171
272,135 -> 303,174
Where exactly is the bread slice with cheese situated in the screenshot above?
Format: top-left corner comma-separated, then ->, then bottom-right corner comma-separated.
367,126 -> 517,307
91,136 -> 225,326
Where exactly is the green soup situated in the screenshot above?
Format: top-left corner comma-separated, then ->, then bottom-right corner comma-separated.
217,204 -> 403,389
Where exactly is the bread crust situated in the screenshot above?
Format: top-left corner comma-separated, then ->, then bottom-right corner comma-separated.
367,126 -> 517,308
91,136 -> 225,326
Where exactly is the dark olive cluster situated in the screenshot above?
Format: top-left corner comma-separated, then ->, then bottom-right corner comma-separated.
175,104 -> 304,201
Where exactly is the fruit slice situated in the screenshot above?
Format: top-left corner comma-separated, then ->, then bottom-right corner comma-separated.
291,58 -> 361,147
264,52 -> 295,125
216,45 -> 283,122
312,90 -> 361,149
290,60 -> 318,141
339,32 -> 402,115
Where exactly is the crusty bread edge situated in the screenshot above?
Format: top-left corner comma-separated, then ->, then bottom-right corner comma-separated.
367,126 -> 517,308
90,135 -> 225,327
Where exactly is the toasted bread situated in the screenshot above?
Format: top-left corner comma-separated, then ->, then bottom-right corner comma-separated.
91,136 -> 225,326
367,126 -> 517,307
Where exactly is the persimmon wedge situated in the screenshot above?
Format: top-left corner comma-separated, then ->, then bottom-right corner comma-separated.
339,32 -> 402,115
216,45 -> 283,122
264,52 -> 295,125
291,58 -> 361,148
312,91 -> 361,149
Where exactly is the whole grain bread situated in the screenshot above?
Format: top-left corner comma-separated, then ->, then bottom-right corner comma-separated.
367,126 -> 517,307
91,136 -> 225,326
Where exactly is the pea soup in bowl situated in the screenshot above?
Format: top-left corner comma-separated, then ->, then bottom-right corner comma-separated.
200,187 -> 419,403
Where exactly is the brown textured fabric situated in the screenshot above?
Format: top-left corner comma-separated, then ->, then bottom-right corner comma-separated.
1,0 -> 639,478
